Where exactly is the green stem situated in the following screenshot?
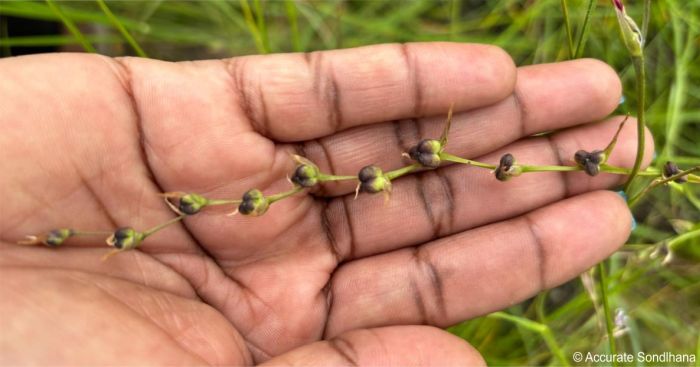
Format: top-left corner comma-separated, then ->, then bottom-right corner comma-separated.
143,215 -> 185,238
385,164 -> 420,180
642,0 -> 651,41
449,0 -> 461,41
574,0 -> 596,58
284,0 -> 302,52
208,198 -> 241,206
667,228 -> 700,252
45,0 -> 96,53
598,262 -> 617,365
628,166 -> 700,206
487,312 -> 569,366
239,0 -> 266,54
267,187 -> 304,203
521,165 -> 580,173
95,0 -> 147,57
440,152 -> 496,169
318,173 -> 357,182
73,230 -> 112,236
624,55 -> 646,191
560,0 -> 574,59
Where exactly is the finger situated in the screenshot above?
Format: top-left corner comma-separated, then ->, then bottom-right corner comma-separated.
316,116 -> 653,261
324,190 -> 632,337
260,325 -> 484,366
295,58 -> 622,196
229,42 -> 516,141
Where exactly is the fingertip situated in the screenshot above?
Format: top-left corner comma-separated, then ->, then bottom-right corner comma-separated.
578,58 -> 623,117
473,44 -> 517,103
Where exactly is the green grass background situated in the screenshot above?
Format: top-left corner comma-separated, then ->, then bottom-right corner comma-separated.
1,0 -> 698,365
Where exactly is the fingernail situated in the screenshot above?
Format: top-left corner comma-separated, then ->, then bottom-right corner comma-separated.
619,95 -> 626,105
631,215 -> 637,231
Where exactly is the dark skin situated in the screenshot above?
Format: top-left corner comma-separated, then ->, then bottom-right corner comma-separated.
0,42 -> 652,365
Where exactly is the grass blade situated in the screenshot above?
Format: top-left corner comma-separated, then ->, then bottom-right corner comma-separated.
45,0 -> 96,53
574,0 -> 596,58
95,0 -> 147,57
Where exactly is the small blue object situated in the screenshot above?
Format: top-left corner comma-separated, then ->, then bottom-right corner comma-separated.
615,190 -> 636,231
616,190 -> 628,201
619,95 -> 626,105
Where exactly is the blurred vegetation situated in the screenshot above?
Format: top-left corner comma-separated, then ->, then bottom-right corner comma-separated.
1,0 -> 698,365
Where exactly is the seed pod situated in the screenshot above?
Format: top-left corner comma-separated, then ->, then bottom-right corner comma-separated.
291,164 -> 319,188
574,150 -> 605,176
494,153 -> 522,181
357,165 -> 391,194
45,228 -> 74,247
408,139 -> 443,168
238,189 -> 270,216
107,227 -> 144,251
178,193 -> 209,215
662,161 -> 687,183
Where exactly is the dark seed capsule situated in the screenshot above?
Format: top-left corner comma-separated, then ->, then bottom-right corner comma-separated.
358,165 -> 383,182
45,228 -> 73,247
178,193 -> 208,215
662,161 -> 687,183
499,153 -> 515,168
357,165 -> 391,194
408,139 -> 442,168
291,164 -> 319,188
238,189 -> 270,216
494,153 -> 521,181
574,150 -> 605,176
110,227 -> 143,250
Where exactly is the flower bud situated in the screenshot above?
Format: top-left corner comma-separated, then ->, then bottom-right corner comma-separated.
662,161 -> 687,183
574,150 -> 606,176
107,227 -> 144,251
238,189 -> 270,216
357,165 -> 391,194
612,0 -> 643,57
494,153 -> 523,181
408,139 -> 443,168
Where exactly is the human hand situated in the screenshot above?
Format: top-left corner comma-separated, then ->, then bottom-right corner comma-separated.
0,42 -> 652,365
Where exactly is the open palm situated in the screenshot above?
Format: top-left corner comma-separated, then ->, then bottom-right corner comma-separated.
0,43 -> 651,365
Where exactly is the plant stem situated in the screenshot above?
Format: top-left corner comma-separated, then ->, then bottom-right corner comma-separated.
440,152 -> 496,169
624,55 -> 646,191
45,0 -> 96,53
521,165 -> 580,173
318,173 -> 357,181
574,0 -> 596,58
267,186 -> 303,203
642,0 -> 651,41
598,261 -> 617,366
487,312 -> 569,366
208,198 -> 241,206
628,166 -> 700,206
142,215 -> 185,238
385,164 -> 420,180
73,230 -> 112,236
560,0 -> 574,59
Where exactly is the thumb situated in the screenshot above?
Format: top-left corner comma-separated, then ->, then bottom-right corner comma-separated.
260,325 -> 485,366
